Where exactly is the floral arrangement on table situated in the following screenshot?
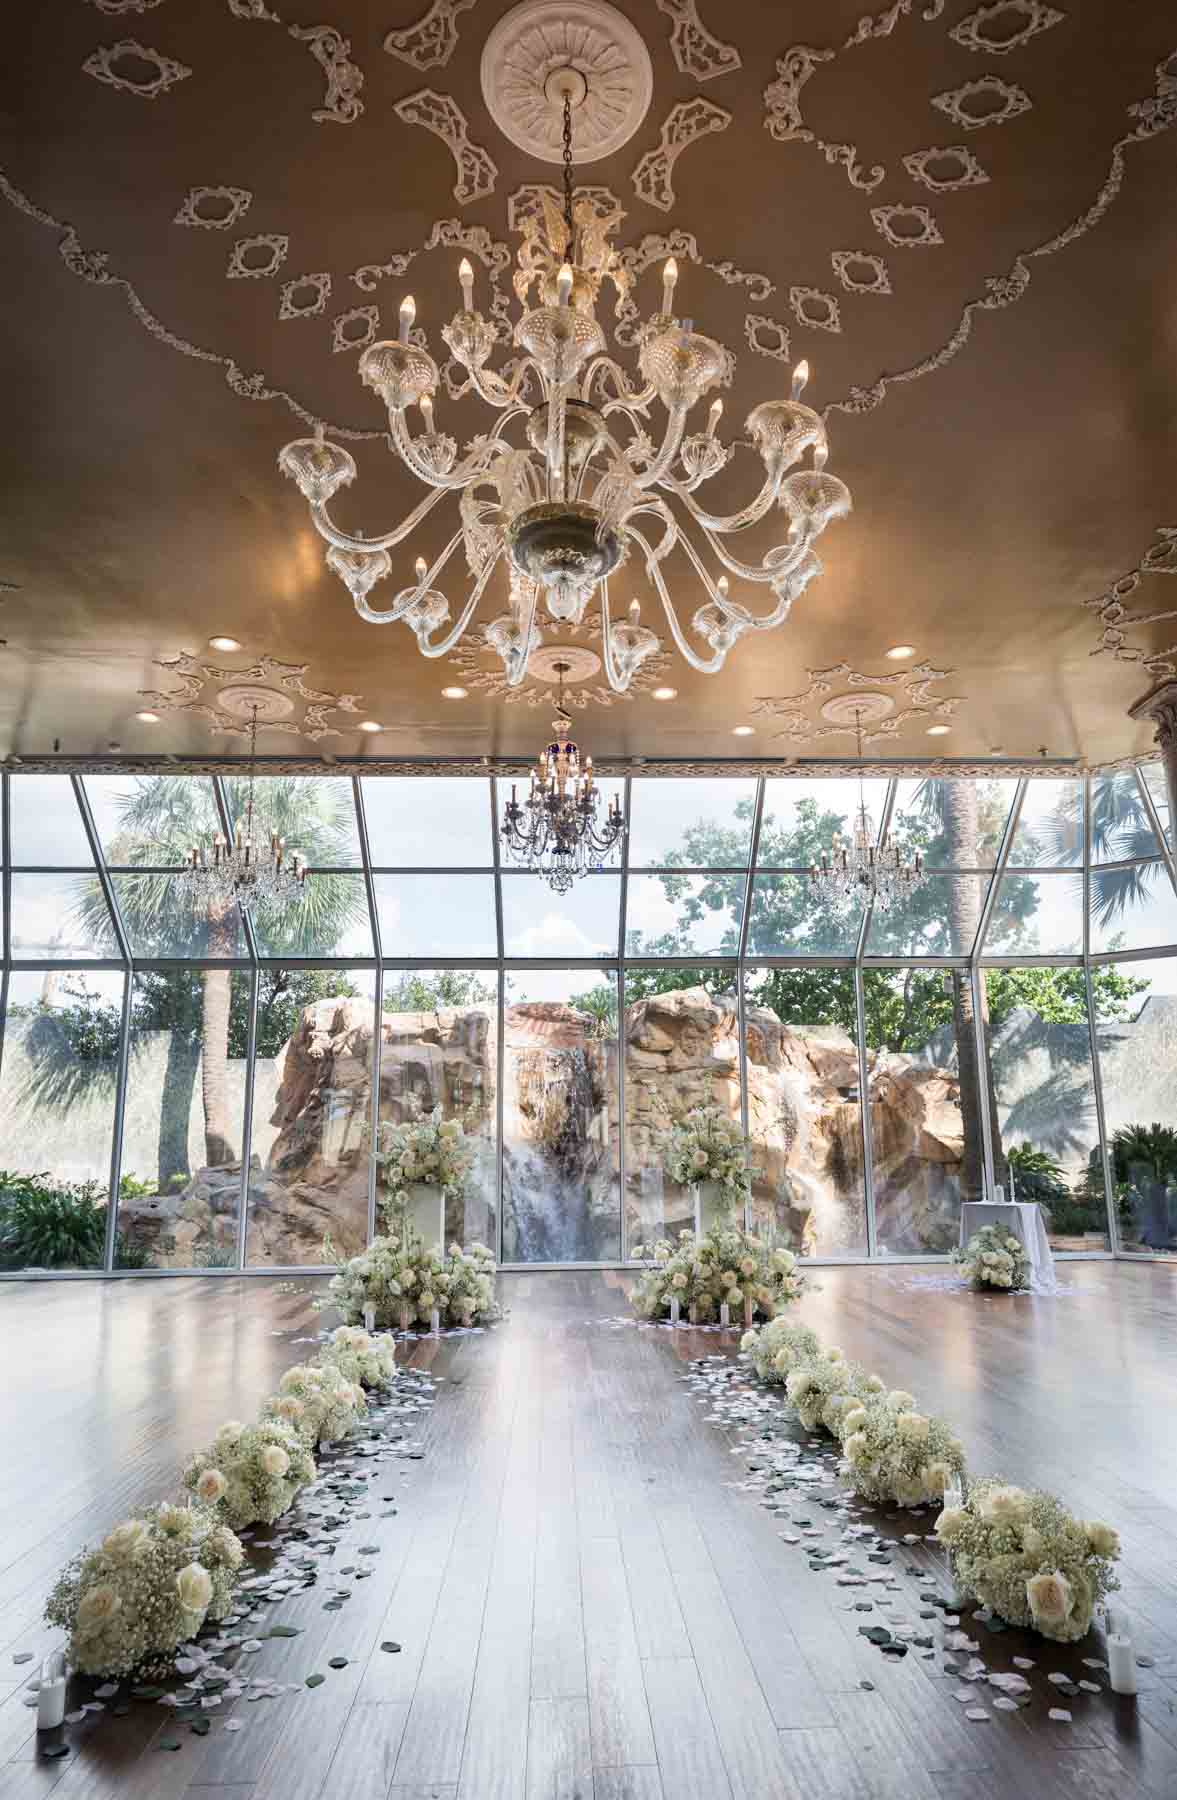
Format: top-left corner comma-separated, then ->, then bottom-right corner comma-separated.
45,1502 -> 243,1677
952,1223 -> 1031,1292
321,1232 -> 499,1329
936,1478 -> 1120,1642
375,1104 -> 476,1230
660,1102 -> 751,1210
183,1417 -> 318,1529
263,1361 -> 368,1448
628,1225 -> 803,1324
317,1323 -> 398,1390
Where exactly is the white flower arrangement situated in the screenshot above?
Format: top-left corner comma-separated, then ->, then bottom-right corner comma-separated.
375,1104 -> 476,1231
660,1103 -> 751,1207
952,1223 -> 1031,1292
629,1225 -> 803,1323
45,1502 -> 243,1678
183,1417 -> 317,1529
318,1324 -> 398,1390
741,1316 -> 822,1383
321,1233 -> 499,1329
263,1361 -> 367,1448
935,1477 -> 1120,1642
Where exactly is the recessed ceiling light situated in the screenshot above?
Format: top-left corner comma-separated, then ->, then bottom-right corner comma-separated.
926,724 -> 951,736
441,685 -> 468,700
358,720 -> 383,733
885,644 -> 916,659
135,710 -> 160,723
652,686 -> 678,701
208,635 -> 242,653
732,725 -> 755,737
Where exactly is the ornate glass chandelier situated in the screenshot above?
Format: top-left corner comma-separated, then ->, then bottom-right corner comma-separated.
276,82 -> 850,695
809,709 -> 925,913
500,660 -> 624,893
180,705 -> 308,915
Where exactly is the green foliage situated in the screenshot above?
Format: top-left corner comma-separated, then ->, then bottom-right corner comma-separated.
1110,1123 -> 1177,1185
1005,1143 -> 1068,1204
568,983 -> 618,1037
382,970 -> 496,1013
0,1170 -> 150,1270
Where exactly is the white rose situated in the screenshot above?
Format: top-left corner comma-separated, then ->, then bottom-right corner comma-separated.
826,1345 -> 844,1363
671,1271 -> 688,1289
739,1257 -> 756,1278
275,1396 -> 303,1422
76,1583 -> 121,1634
1085,1520 -> 1120,1559
842,1405 -> 868,1435
1026,1569 -> 1072,1628
217,1419 -> 245,1442
156,1503 -> 192,1538
260,1444 -> 290,1478
980,1485 -> 1030,1527
175,1562 -> 214,1614
887,1391 -> 916,1412
935,1507 -> 967,1545
896,1412 -> 930,1445
865,1375 -> 885,1394
844,1432 -> 868,1462
102,1519 -> 151,1563
923,1460 -> 951,1496
692,1149 -> 709,1170
196,1468 -> 228,1505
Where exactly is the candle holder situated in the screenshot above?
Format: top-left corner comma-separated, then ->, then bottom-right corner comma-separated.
430,1307 -> 441,1336
398,1301 -> 412,1333
669,1295 -> 681,1326
743,1293 -> 755,1329
363,1303 -> 376,1334
719,1301 -> 731,1329
36,1652 -> 67,1731
688,1302 -> 699,1326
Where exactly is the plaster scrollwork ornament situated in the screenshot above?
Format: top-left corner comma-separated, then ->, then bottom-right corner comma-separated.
227,233 -> 289,279
278,271 -> 332,320
843,0 -> 944,45
790,286 -> 841,334
446,619 -> 671,708
81,39 -> 192,99
950,0 -> 1066,56
138,653 -> 365,741
352,248 -> 418,294
86,0 -> 165,12
655,0 -> 741,84
744,314 -> 791,362
932,76 -> 1032,132
632,99 -> 730,213
831,250 -> 890,295
1085,527 -> 1177,679
289,25 -> 364,124
871,202 -> 943,247
332,305 -> 379,353
227,0 -> 282,19
174,186 -> 253,230
394,90 -> 497,204
762,49 -> 885,194
384,0 -> 478,70
751,658 -> 963,746
903,145 -> 990,192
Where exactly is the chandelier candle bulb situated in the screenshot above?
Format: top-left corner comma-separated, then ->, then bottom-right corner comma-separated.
556,262 -> 574,305
707,398 -> 722,438
792,359 -> 810,398
398,295 -> 415,344
420,394 -> 434,432
458,256 -> 475,309
662,256 -> 678,314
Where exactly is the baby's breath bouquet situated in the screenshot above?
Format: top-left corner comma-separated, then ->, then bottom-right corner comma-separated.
838,1389 -> 966,1508
45,1502 -> 243,1678
318,1324 -> 397,1390
629,1224 -> 801,1323
322,1232 -> 499,1328
183,1417 -> 317,1528
264,1361 -> 367,1447
742,1316 -> 823,1382
442,1241 -> 500,1325
783,1347 -> 874,1435
936,1478 -> 1120,1642
953,1223 -> 1031,1292
376,1104 -> 476,1229
661,1103 -> 751,1207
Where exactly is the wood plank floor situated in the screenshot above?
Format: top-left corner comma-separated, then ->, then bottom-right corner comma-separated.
1,1262 -> 1176,1798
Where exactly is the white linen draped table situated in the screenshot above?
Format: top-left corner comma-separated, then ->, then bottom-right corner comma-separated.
958,1200 -> 1058,1294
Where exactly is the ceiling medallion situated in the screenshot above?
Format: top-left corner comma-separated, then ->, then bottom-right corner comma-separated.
139,651 -> 364,741
479,0 -> 654,163
820,690 -> 894,725
499,660 -> 625,893
278,53 -> 850,699
809,707 -> 926,914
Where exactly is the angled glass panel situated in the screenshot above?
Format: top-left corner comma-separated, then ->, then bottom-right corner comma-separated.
1090,860 -> 1177,954
373,874 -> 496,958
501,874 -> 619,959
983,967 -> 1107,1251
246,967 -> 377,1266
625,872 -> 743,957
866,872 -> 991,958
379,968 -> 499,1251
862,968 -> 969,1253
363,777 -> 493,867
1089,773 -> 1159,864
10,873 -> 116,960
758,777 -> 886,868
0,970 -> 123,1269
251,874 -> 373,959
1092,958 -> 1177,1253
888,777 -> 1017,868
1006,777 -> 1083,867
501,967 -> 620,1261
742,967 -> 867,1256
82,775 -> 218,867
114,969 -> 249,1269
109,876 -> 248,958
747,873 -> 864,956
9,776 -> 95,866
984,872 -> 1084,956
1140,762 -> 1171,847
623,968 -> 741,1252
223,775 -> 362,867
627,778 -> 757,868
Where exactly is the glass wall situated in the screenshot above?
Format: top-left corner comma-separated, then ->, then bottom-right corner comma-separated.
2,764 -> 1177,1269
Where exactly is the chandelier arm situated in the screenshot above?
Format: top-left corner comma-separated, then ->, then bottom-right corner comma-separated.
690,518 -> 819,586
660,467 -> 784,534
624,526 -> 729,674
351,527 -> 467,625
412,548 -> 504,659
580,355 -> 655,415
546,382 -> 568,502
309,484 -> 449,553
598,577 -> 630,694
667,522 -> 818,629
632,404 -> 689,490
504,574 -> 540,687
388,410 -> 501,491
469,356 -> 547,411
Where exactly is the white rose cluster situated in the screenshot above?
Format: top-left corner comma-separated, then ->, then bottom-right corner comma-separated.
374,1103 -> 477,1232
660,1103 -> 751,1204
183,1417 -> 317,1529
952,1223 -> 1032,1292
320,1235 -> 499,1331
628,1223 -> 805,1324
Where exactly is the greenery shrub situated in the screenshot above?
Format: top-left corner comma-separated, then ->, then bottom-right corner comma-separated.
0,1170 -> 150,1270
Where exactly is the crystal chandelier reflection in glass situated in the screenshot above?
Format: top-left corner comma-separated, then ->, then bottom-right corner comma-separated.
809,709 -> 925,913
500,660 -> 624,893
180,706 -> 308,916
276,83 -> 851,694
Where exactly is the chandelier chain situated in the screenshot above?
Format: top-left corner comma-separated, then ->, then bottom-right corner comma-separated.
561,91 -> 575,260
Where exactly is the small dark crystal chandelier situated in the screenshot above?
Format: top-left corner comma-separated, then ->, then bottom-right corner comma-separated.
500,661 -> 624,893
180,704 -> 308,915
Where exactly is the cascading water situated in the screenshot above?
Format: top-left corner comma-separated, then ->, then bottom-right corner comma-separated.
502,1042 -> 618,1261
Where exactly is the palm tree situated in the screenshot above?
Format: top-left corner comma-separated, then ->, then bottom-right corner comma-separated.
73,775 -> 365,1182
1041,774 -> 1167,929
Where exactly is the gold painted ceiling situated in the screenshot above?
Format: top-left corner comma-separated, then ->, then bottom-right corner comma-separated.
1,0 -> 1175,768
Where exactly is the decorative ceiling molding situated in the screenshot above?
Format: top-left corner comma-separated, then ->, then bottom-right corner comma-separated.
479,0 -> 654,164
632,98 -> 730,213
277,270 -> 332,320
826,50 -> 1177,419
227,0 -> 281,19
508,183 -> 622,233
830,249 -> 891,295
744,313 -> 790,362
174,185 -> 253,230
138,652 -> 364,741
843,0 -> 945,47
763,48 -> 885,194
6,752 -> 1089,779
81,38 -> 191,99
226,232 -> 288,278
445,611 -> 672,707
288,24 -> 363,124
1085,527 -> 1177,680
750,658 -> 964,747
331,304 -> 379,353
789,285 -> 841,334
931,76 -> 1032,132
871,202 -> 942,247
903,145 -> 990,192
87,0 -> 166,12
384,0 -> 479,71
655,0 -> 740,84
949,1 -> 1066,57
393,89 -> 497,204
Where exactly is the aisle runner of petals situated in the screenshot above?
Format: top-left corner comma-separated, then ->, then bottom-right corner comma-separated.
677,1354 -> 1151,1725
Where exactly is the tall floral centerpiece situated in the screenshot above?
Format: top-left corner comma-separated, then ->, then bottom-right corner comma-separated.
953,1223 -> 1031,1292
630,1225 -> 803,1327
375,1104 -> 476,1251
322,1233 -> 500,1331
660,1102 -> 751,1235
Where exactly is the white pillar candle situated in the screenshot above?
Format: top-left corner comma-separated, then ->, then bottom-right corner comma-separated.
669,1296 -> 681,1326
1108,1631 -> 1138,1696
399,1302 -> 411,1333
363,1304 -> 376,1334
430,1307 -> 441,1336
744,1293 -> 755,1329
719,1301 -> 731,1329
36,1656 -> 66,1731
688,1302 -> 698,1325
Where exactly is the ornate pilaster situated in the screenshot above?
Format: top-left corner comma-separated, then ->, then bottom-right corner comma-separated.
1129,679 -> 1177,827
